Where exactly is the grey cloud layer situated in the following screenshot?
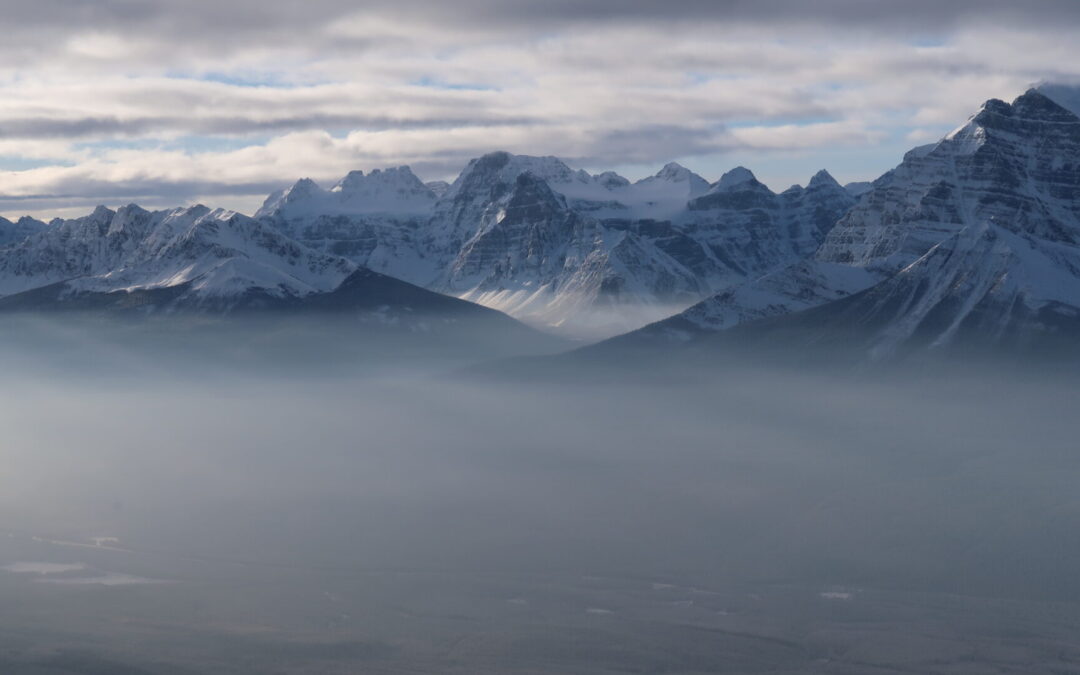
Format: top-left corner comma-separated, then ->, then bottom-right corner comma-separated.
7,0 -> 1080,36
0,1 -> 1079,217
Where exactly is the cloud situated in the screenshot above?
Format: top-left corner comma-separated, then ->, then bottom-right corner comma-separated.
0,2 -> 1079,217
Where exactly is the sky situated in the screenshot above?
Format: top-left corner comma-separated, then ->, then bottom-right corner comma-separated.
2,0 -> 1080,219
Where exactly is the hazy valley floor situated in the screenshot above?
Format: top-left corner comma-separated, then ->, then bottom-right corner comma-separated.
1,331 -> 1079,674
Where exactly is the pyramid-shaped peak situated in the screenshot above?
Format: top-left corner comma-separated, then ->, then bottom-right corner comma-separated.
289,177 -> 321,194
969,89 -> 1077,127
717,166 -> 758,189
655,162 -> 697,181
1035,82 -> 1080,119
332,170 -> 365,193
808,169 -> 841,189
1011,88 -> 1079,121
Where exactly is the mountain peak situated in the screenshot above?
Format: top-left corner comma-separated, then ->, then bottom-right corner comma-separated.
1011,88 -> 1079,122
288,178 -> 321,198
1035,82 -> 1080,119
808,169 -> 841,189
595,171 -> 630,189
716,166 -> 757,190
331,166 -> 427,195
333,170 -> 365,192
968,89 -> 1079,131
89,205 -> 115,221
655,162 -> 697,182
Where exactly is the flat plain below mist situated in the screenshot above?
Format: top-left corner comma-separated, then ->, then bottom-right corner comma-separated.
1,331 -> 1080,674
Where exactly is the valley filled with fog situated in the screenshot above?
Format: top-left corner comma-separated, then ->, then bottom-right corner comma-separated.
2,330 -> 1079,674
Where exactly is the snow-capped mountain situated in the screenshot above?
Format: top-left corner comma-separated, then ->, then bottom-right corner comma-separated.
0,204 -> 355,308
244,151 -> 857,338
627,88 -> 1080,357
0,152 -> 857,340
819,222 -> 1080,359
254,166 -> 440,286
422,153 -> 710,336
420,153 -> 855,337
257,167 -> 438,220
0,215 -> 46,248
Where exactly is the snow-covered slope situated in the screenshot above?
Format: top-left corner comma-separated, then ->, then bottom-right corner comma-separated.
256,167 -> 437,220
842,223 -> 1080,359
256,167 -> 439,285
0,215 -> 46,248
1037,82 -> 1080,119
0,204 -> 355,309
0,152 -> 860,338
437,170 -> 703,337
245,151 -> 860,338
422,154 -> 855,338
626,88 -> 1080,356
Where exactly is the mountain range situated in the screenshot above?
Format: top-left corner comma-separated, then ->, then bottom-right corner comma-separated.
620,86 -> 1080,359
1,85 -> 1078,362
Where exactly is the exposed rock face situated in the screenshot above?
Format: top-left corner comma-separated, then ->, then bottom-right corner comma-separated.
817,90 -> 1080,271
630,89 -> 1080,356
0,154 -> 859,338
0,204 -> 355,306
0,215 -> 47,248
248,151 -> 856,337
254,166 -> 439,285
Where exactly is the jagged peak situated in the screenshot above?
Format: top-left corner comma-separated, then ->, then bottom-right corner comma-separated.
290,177 -> 320,193
331,166 -> 426,194
460,152 -> 571,181
654,162 -> 696,181
951,88 -> 1080,143
636,162 -> 710,199
1011,88 -> 1079,122
167,203 -> 212,219
808,169 -> 841,190
715,166 -> 759,190
1035,82 -> 1080,119
445,152 -> 576,203
332,170 -> 365,192
206,207 -> 248,223
88,205 -> 115,221
107,203 -> 153,234
116,203 -> 151,216
595,170 -> 630,189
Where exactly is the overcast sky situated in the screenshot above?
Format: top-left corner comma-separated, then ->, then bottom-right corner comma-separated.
2,0 -> 1080,219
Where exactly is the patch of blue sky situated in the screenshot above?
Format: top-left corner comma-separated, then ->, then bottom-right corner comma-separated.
726,116 -> 841,128
910,35 -> 949,48
164,70 -> 301,89
0,156 -> 74,171
685,72 -> 743,83
73,136 -> 271,156
411,76 -> 498,91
